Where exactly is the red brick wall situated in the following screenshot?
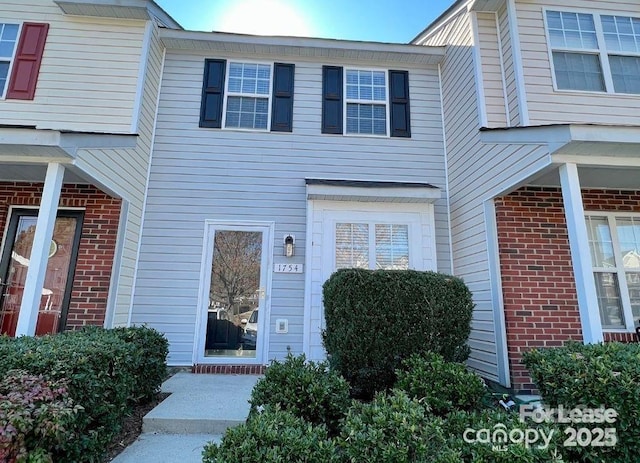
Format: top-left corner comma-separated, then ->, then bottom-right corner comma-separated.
496,187 -> 640,393
0,182 -> 121,330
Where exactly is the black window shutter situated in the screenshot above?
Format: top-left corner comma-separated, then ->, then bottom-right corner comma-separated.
271,63 -> 295,132
389,70 -> 411,138
321,66 -> 343,134
199,59 -> 226,128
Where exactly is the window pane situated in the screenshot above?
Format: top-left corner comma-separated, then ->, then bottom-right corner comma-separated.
0,23 -> 18,59
228,62 -> 271,96
610,55 -> 640,94
0,61 -> 8,94
336,223 -> 369,269
586,216 -> 615,268
225,96 -> 268,130
594,272 -> 625,328
601,15 -> 640,53
615,218 -> 640,269
345,69 -> 387,103
346,103 -> 386,135
626,273 -> 640,326
552,52 -> 605,91
375,224 -> 409,270
546,11 -> 597,50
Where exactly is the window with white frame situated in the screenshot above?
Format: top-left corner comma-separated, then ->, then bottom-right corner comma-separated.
0,23 -> 19,96
336,222 -> 409,270
224,62 -> 272,130
586,215 -> 640,330
345,69 -> 388,136
546,10 -> 640,94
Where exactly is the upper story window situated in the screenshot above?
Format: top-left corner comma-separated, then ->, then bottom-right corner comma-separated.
546,10 -> 640,94
322,66 -> 411,138
200,59 -> 295,132
0,23 -> 19,96
345,69 -> 388,136
225,62 -> 271,130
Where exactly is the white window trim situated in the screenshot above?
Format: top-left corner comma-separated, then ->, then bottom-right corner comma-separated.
543,7 -> 640,95
586,211 -> 640,332
343,66 -> 390,138
0,21 -> 22,100
221,60 -> 273,132
193,220 -> 274,365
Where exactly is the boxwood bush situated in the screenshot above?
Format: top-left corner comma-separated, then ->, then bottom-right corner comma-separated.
249,354 -> 350,435
0,326 -> 168,462
203,406 -> 339,463
396,352 -> 487,416
322,268 -> 474,399
523,342 -> 640,463
337,390 -> 461,463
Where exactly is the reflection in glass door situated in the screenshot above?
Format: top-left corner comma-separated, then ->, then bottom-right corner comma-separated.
203,228 -> 267,359
0,210 -> 83,336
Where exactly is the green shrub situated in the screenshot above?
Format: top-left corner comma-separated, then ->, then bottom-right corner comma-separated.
249,354 -> 350,435
202,406 -> 339,463
112,326 -> 169,403
0,326 -> 168,462
322,268 -> 474,399
396,353 -> 487,416
523,342 -> 640,463
338,390 -> 461,463
443,409 -> 563,462
0,370 -> 79,463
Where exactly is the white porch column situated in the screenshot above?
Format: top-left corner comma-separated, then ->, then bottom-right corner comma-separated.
15,163 -> 65,336
559,163 -> 603,343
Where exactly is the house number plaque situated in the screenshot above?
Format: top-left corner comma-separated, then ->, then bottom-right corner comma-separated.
274,263 -> 303,273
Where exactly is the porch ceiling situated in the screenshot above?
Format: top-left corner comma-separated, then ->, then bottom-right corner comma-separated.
0,163 -> 87,184
529,165 -> 640,190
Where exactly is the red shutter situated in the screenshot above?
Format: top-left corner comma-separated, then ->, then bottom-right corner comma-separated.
6,22 -> 49,100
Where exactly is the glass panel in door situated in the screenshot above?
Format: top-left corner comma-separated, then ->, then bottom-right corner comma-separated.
204,230 -> 262,358
0,213 -> 80,336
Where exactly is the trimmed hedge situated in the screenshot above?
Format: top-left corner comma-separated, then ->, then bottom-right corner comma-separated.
202,406 -> 339,463
523,342 -> 640,463
0,326 -> 168,462
322,268 -> 474,399
249,354 -> 350,435
396,352 -> 487,416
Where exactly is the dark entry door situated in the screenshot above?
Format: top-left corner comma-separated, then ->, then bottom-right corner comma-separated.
0,209 -> 83,336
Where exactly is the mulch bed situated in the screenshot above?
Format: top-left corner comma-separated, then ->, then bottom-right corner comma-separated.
102,392 -> 170,462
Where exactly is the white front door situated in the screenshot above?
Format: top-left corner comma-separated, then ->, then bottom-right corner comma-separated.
304,201 -> 437,361
195,222 -> 273,364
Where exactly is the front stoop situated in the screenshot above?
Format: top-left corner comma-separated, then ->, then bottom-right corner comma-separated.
142,372 -> 262,435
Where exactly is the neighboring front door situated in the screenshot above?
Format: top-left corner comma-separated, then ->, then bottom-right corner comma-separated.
0,209 -> 83,336
196,223 -> 272,363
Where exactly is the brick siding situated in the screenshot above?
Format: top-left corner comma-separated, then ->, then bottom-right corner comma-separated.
0,182 -> 121,330
496,187 -> 640,393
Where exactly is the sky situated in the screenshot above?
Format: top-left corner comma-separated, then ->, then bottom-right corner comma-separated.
154,0 -> 455,43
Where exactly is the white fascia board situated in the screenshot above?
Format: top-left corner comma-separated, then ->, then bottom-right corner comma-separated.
306,184 -> 441,203
160,29 -> 445,65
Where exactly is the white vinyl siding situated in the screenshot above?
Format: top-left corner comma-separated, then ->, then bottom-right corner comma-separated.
133,51 -> 450,366
0,0 -> 144,132
477,12 -> 508,127
517,0 -> 640,125
419,8 -> 552,384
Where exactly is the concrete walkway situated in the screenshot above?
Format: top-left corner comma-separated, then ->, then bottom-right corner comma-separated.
111,373 -> 261,463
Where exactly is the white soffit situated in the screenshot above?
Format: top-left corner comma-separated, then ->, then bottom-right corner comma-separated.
160,29 -> 445,65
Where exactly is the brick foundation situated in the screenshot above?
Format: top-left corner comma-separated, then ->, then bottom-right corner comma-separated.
192,364 -> 267,374
496,187 -> 640,393
0,182 -> 121,331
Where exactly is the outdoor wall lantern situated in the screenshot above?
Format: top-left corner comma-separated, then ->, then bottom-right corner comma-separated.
283,234 -> 295,257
